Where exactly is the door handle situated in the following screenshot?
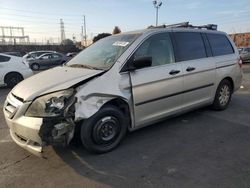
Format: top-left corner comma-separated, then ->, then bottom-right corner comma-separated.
186,67 -> 196,72
169,70 -> 180,75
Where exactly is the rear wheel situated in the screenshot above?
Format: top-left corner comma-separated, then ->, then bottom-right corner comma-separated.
80,105 -> 127,154
211,79 -> 232,110
5,73 -> 23,87
31,63 -> 40,71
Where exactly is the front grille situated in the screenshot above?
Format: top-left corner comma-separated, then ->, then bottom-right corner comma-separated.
4,103 -> 17,119
15,132 -> 27,143
4,93 -> 23,119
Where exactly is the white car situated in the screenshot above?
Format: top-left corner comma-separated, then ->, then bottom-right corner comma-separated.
0,53 -> 33,87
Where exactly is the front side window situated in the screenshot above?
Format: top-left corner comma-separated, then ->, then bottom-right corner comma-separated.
133,32 -> 174,67
40,55 -> 50,60
173,32 -> 207,62
67,33 -> 141,70
207,34 -> 234,56
0,55 -> 10,62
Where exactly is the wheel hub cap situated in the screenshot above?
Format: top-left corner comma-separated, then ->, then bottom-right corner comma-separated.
219,85 -> 230,106
93,116 -> 120,144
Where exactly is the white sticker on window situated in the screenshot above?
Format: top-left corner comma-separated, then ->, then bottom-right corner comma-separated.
113,41 -> 130,47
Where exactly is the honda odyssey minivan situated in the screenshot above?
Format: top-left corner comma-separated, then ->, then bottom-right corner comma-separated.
3,23 -> 242,156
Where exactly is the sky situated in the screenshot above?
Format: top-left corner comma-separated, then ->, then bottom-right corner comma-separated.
0,0 -> 250,43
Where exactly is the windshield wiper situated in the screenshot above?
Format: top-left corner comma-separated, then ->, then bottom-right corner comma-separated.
68,64 -> 102,70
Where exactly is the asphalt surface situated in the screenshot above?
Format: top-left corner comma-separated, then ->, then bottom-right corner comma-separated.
0,65 -> 250,188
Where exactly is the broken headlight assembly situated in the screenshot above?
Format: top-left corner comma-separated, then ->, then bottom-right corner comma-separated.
25,89 -> 74,117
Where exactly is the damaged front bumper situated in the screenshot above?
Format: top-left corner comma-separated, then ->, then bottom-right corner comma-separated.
3,92 -> 75,157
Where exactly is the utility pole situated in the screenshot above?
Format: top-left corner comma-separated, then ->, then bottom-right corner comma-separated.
152,0 -> 163,26
83,15 -> 87,47
60,19 -> 66,43
81,26 -> 84,41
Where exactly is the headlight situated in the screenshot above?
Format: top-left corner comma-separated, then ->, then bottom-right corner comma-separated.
25,89 -> 74,117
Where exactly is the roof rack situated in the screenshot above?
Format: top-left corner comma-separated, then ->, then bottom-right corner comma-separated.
148,22 -> 218,31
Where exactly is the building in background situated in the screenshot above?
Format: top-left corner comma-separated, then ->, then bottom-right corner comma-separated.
229,32 -> 250,48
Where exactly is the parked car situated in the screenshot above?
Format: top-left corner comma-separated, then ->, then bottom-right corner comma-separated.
3,23 -> 242,156
239,47 -> 250,62
27,52 -> 69,70
23,50 -> 56,61
0,53 -> 33,87
3,52 -> 22,57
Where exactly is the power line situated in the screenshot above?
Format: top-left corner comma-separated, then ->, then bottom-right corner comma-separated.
0,12 -> 82,22
0,6 -> 81,17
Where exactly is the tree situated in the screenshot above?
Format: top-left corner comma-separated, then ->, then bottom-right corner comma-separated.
93,33 -> 111,43
61,39 -> 74,45
112,26 -> 121,35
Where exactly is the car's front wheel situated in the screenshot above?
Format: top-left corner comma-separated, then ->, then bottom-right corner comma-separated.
80,105 -> 127,154
211,79 -> 232,110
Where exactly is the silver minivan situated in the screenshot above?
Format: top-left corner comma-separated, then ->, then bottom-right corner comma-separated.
3,24 -> 242,156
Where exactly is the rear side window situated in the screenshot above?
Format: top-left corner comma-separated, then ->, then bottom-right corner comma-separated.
206,34 -> 234,56
173,32 -> 207,62
0,55 -> 10,62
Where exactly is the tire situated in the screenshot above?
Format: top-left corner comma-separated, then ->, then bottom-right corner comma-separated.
211,79 -> 232,110
31,63 -> 40,71
5,73 -> 23,87
80,105 -> 127,154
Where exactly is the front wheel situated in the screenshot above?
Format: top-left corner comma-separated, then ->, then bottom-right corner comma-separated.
80,105 -> 127,154
211,79 -> 232,110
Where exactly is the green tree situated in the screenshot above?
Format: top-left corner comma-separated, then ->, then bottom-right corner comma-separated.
61,39 -> 74,45
112,26 -> 121,34
93,33 -> 111,43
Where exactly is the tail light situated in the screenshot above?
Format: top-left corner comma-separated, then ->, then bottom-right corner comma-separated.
238,58 -> 243,69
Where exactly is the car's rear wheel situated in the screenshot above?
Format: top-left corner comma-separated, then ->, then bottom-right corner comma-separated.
211,79 -> 232,110
80,105 -> 127,154
4,73 -> 23,87
31,63 -> 40,71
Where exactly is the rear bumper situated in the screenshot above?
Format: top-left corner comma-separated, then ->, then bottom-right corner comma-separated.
21,68 -> 33,79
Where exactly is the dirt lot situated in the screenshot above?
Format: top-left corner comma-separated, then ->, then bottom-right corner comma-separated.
0,65 -> 250,188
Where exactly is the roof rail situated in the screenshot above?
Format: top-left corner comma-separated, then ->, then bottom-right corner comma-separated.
148,22 -> 218,31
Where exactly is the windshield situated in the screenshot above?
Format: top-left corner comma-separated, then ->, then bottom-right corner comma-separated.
66,33 -> 141,70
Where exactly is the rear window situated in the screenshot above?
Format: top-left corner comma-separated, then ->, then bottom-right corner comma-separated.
207,34 -> 234,56
0,55 -> 10,62
173,32 -> 207,62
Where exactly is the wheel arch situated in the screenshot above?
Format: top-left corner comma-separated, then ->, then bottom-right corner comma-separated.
221,76 -> 234,91
74,95 -> 133,130
104,98 -> 132,129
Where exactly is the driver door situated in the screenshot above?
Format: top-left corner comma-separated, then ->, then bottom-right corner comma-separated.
128,32 -> 184,127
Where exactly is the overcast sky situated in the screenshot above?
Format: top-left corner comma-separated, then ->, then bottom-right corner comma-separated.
0,0 -> 250,42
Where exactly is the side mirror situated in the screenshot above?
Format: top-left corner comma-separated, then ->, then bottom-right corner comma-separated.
121,56 -> 152,72
133,56 -> 152,69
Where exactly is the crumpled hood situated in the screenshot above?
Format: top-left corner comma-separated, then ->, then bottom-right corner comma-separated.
11,66 -> 103,101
